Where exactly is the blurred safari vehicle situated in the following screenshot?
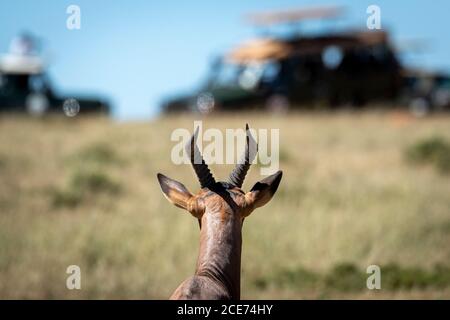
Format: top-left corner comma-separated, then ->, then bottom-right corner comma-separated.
161,6 -> 450,114
0,34 -> 110,116
400,69 -> 450,116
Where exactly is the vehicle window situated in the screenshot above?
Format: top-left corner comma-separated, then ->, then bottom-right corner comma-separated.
437,77 -> 450,88
29,74 -> 46,92
212,63 -> 243,87
261,61 -> 281,82
211,60 -> 281,89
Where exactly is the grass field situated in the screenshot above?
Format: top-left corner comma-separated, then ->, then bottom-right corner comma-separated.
0,111 -> 449,299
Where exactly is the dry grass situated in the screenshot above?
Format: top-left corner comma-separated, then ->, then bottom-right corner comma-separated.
0,111 -> 449,299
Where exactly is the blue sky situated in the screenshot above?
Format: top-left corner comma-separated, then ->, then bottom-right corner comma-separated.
1,0 -> 449,120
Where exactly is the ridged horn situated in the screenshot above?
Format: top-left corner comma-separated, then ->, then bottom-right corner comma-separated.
228,124 -> 258,188
186,126 -> 216,188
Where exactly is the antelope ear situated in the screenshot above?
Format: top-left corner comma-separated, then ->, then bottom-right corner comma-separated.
157,173 -> 193,211
244,170 -> 283,215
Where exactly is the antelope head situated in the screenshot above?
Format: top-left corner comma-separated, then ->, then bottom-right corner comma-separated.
157,124 -> 282,226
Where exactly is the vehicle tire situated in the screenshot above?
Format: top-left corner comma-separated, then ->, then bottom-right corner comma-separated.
25,93 -> 49,116
265,94 -> 290,114
408,97 -> 430,117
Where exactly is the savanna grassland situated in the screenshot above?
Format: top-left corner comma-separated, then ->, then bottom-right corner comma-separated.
0,111 -> 449,299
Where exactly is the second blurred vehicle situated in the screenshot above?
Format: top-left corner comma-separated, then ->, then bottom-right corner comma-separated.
0,34 -> 110,116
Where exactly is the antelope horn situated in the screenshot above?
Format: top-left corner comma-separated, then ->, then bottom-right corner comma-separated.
186,126 -> 216,188
228,124 -> 258,188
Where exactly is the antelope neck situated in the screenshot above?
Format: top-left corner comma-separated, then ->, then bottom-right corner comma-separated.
195,209 -> 242,299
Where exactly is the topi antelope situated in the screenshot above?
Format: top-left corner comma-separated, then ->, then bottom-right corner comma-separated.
157,124 -> 282,300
